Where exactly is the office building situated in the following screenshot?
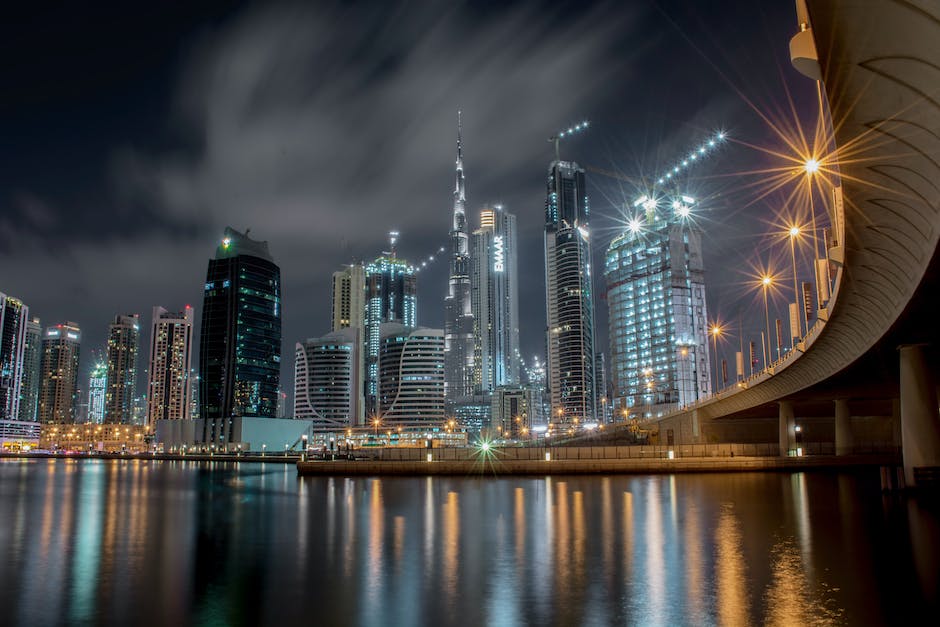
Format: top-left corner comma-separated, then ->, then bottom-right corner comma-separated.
0,294 -> 28,421
88,359 -> 107,424
491,385 -> 536,439
146,306 -> 195,427
200,227 -> 282,445
471,204 -> 520,392
364,236 -> 416,410
294,328 -> 362,430
38,322 -> 81,424
105,314 -> 140,424
18,316 -> 42,422
604,199 -> 711,417
543,160 -> 596,424
378,324 -> 444,428
332,263 -> 365,332
444,112 -> 475,406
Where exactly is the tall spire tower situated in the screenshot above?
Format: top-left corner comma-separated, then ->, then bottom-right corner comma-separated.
444,111 -> 475,407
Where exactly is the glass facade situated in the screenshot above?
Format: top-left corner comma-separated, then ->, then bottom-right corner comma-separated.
200,227 -> 281,445
543,161 -> 596,424
605,215 -> 711,418
364,255 -> 416,410
0,295 -> 28,421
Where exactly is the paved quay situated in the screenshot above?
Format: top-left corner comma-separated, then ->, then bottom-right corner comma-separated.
297,454 -> 899,476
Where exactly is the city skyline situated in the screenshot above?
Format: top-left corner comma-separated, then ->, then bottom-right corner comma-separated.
1,1 -> 818,398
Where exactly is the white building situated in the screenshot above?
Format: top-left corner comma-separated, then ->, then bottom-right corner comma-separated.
378,324 -> 444,428
146,306 -> 195,427
294,328 -> 362,430
471,204 -> 520,393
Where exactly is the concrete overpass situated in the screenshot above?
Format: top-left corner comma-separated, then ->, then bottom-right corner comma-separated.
584,0 -> 940,487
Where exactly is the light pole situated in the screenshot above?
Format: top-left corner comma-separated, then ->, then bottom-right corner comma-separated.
761,275 -> 773,369
788,224 -> 803,346
710,324 -> 722,393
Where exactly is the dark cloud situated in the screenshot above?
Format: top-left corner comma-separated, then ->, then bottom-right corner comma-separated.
1,0 -> 816,397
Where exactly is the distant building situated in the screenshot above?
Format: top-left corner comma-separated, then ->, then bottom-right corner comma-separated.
378,324 -> 444,428
146,306 -> 195,428
604,198 -> 711,417
471,204 -> 520,392
105,314 -> 140,424
294,328 -> 362,430
0,294 -> 28,421
88,360 -> 107,424
17,316 -> 42,422
39,322 -> 81,424
200,227 -> 282,446
364,238 -> 416,411
595,352 -> 611,423
332,263 -> 365,332
491,385 -> 536,439
453,394 -> 491,434
444,112 -> 475,407
543,160 -> 596,424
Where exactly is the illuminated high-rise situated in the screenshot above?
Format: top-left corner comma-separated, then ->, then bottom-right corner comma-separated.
105,313 -> 140,424
88,359 -> 107,424
444,112 -> 475,407
604,197 -> 711,418
543,160 -> 596,424
200,227 -> 282,445
364,235 -> 416,412
39,322 -> 81,424
146,306 -> 195,427
471,204 -> 520,392
0,294 -> 29,421
18,316 -> 42,422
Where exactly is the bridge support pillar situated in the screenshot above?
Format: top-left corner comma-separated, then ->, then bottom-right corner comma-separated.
778,401 -> 795,457
899,344 -> 940,487
834,399 -> 854,456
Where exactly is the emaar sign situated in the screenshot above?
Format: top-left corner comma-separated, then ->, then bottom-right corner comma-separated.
493,235 -> 505,272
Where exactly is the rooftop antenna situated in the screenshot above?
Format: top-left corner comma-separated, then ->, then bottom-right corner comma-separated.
548,119 -> 589,161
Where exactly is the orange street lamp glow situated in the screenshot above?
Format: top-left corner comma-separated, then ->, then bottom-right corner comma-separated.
804,158 -> 819,174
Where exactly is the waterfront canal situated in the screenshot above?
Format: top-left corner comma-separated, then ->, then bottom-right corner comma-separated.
0,458 -> 936,626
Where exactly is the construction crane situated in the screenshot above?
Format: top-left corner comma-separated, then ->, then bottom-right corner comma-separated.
548,120 -> 589,161
584,130 -> 728,188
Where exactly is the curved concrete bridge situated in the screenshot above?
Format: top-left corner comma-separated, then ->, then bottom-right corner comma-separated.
587,0 -> 940,487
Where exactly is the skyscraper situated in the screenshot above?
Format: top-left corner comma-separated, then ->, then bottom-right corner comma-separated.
105,314 -> 140,424
88,359 -> 107,424
0,294 -> 28,421
364,235 -> 416,411
378,324 -> 444,428
294,328 -> 362,430
18,316 -> 41,422
543,160 -> 596,424
604,201 -> 711,418
471,204 -> 520,392
444,112 -> 475,407
146,306 -> 195,427
39,322 -> 81,424
200,227 -> 282,445
332,263 -> 365,332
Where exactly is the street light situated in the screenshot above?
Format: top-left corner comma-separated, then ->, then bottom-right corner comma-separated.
761,274 -> 774,369
804,158 -> 827,307
787,224 -> 803,346
710,324 -> 723,393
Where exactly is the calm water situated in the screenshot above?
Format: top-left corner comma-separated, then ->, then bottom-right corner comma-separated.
0,459 -> 937,626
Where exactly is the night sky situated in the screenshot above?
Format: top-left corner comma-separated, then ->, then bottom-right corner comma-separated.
1,1 -> 818,398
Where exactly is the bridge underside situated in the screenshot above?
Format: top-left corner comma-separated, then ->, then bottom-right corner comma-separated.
577,1 -> 940,480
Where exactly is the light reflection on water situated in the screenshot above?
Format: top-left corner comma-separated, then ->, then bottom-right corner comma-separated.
0,459 -> 938,626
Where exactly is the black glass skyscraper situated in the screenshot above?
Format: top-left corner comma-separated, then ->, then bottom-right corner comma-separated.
199,227 -> 281,445
543,161 -> 597,424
